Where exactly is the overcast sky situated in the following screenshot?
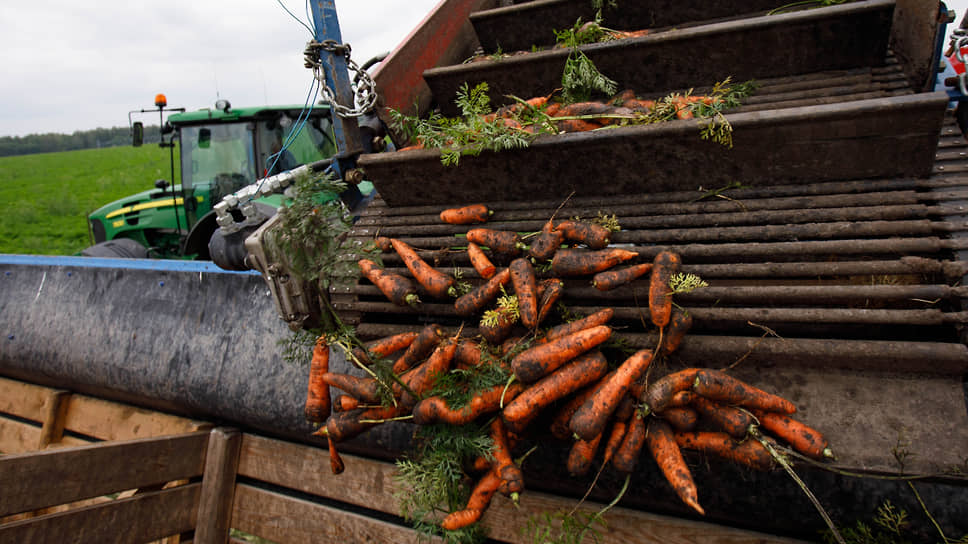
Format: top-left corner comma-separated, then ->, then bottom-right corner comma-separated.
0,0 -> 441,137
3,0 -> 968,137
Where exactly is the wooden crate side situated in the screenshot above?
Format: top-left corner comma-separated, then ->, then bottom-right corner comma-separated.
195,428 -> 242,544
0,431 -> 208,517
61,394 -> 208,442
231,484 -> 426,544
0,483 -> 200,544
0,416 -> 41,455
0,377 -> 51,422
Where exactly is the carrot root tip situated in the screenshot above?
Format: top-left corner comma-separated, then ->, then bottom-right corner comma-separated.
822,447 -> 836,460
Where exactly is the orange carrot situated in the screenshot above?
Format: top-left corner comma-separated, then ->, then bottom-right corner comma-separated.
440,469 -> 502,531
480,308 -> 517,345
570,349 -> 654,441
550,248 -> 638,277
690,397 -> 753,439
332,394 -> 360,412
327,435 -> 345,474
567,432 -> 603,477
411,382 -> 523,426
659,307 -> 692,355
647,418 -> 704,515
659,406 -> 699,432
528,220 -> 564,261
543,308 -> 614,342
358,258 -> 421,307
641,368 -> 702,414
555,118 -> 603,133
675,431 -> 774,471
510,258 -> 538,329
400,340 -> 457,407
467,242 -> 496,279
351,331 -> 419,366
549,382 -> 603,440
754,411 -> 833,460
455,268 -> 511,317
466,228 -> 525,255
453,339 -> 485,369
322,372 -> 382,405
490,418 -> 524,496
603,419 -> 629,466
612,411 -> 647,473
511,325 -> 612,382
592,262 -> 652,291
374,236 -> 393,252
390,238 -> 456,299
440,204 -> 491,225
535,278 -> 564,327
304,336 -> 331,423
394,324 -> 444,374
692,369 -> 797,415
553,220 -> 612,250
649,251 -> 681,327
324,404 -> 402,442
503,351 -> 609,434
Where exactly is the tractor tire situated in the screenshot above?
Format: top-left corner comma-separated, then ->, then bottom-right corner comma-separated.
80,238 -> 149,259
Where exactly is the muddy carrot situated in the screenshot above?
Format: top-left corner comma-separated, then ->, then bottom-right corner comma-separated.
555,118 -> 603,133
612,411 -> 648,473
390,238 -> 456,299
647,418 -> 704,515
323,404 -> 402,442
480,308 -> 517,345
358,259 -> 421,307
543,308 -> 614,342
641,368 -> 702,414
412,382 -> 523,426
511,325 -> 612,382
503,351 -> 609,434
570,349 -> 654,441
592,262 -> 652,291
466,228 -> 526,255
454,339 -> 485,369
603,419 -> 629,465
400,340 -> 458,407
440,204 -> 491,225
440,469 -> 503,531
659,407 -> 699,432
528,221 -> 564,261
553,220 -> 612,250
374,236 -> 393,252
351,331 -> 419,366
304,336 -> 331,423
567,432 -> 603,477
550,248 -> 638,277
691,396 -> 754,439
322,372 -> 383,405
327,435 -> 345,474
675,431 -> 774,471
510,258 -> 538,329
692,369 -> 797,415
490,418 -> 525,496
549,381 -> 604,440
649,251 -> 681,328
455,268 -> 511,317
467,242 -> 496,279
394,324 -> 444,374
332,394 -> 360,413
754,411 -> 833,460
659,307 -> 692,355
535,278 -> 564,327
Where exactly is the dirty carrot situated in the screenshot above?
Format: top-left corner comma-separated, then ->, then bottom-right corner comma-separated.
649,251 -> 681,327
535,278 -> 564,327
692,369 -> 797,415
754,411 -> 833,460
612,411 -> 648,474
467,242 -> 496,279
647,418 -> 705,515
390,238 -> 456,299
528,221 -> 564,261
304,335 -> 331,423
322,372 -> 383,405
675,431 -> 774,471
570,349 -> 654,441
567,432 -> 603,477
550,248 -> 638,277
690,396 -> 754,439
592,262 -> 652,291
440,203 -> 492,225
466,228 -> 526,255
550,382 -> 603,440
411,382 -> 523,426
511,325 -> 612,382
503,350 -> 609,434
510,258 -> 538,329
374,236 -> 393,252
480,308 -> 517,345
440,469 -> 503,531
641,368 -> 702,414
358,258 -> 421,307
455,268 -> 511,317
543,308 -> 614,342
659,307 -> 693,355
553,220 -> 612,250
351,331 -> 419,365
394,324 -> 444,374
602,419 -> 629,466
453,339 -> 485,369
332,394 -> 360,412
490,418 -> 524,496
659,407 -> 699,432
400,340 -> 458,407
555,118 -> 603,133
323,404 -> 402,442
327,434 -> 345,475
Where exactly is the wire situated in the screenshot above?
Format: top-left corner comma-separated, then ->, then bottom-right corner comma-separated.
275,0 -> 315,36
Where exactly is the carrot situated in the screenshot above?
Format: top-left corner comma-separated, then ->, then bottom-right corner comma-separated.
489,418 -> 524,496
570,349 -> 654,441
511,325 -> 612,382
553,220 -> 612,250
322,372 -> 383,405
659,307 -> 692,355
555,118 -> 603,133
692,369 -> 797,415
509,258 -> 538,329
754,411 -> 833,460
535,278 -> 564,327
467,242 -> 496,279
374,236 -> 393,252
641,368 -> 702,414
324,404 -> 401,442
649,251 -> 681,328
503,351 -> 609,434
602,419 -> 629,466
351,331 -> 419,365
690,396 -> 754,439
667,390 -> 697,408
440,204 -> 491,225
332,394 -> 360,413
304,336 -> 331,423
592,262 -> 652,291
440,469 -> 502,531
400,340 -> 458,407
550,248 -> 638,277
480,308 -> 517,345
623,98 -> 655,112
394,324 -> 444,374
455,268 -> 511,317
358,258 -> 421,307
549,382 -> 602,440
675,431 -> 774,471
543,308 -> 614,342
390,238 -> 456,299
528,221 -> 564,261
612,411 -> 647,473
454,339 -> 485,369
611,89 -> 636,105
567,432 -> 603,477
556,101 -> 616,118
647,418 -> 704,515
412,382 -> 523,426
659,407 -> 699,432
327,435 -> 345,474
466,228 -> 526,255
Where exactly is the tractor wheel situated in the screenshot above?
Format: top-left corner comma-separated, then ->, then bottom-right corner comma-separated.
80,238 -> 149,259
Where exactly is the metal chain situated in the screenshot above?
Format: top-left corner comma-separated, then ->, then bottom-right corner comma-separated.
304,39 -> 378,118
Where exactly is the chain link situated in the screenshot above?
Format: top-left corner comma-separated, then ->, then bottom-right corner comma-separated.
304,39 -> 378,118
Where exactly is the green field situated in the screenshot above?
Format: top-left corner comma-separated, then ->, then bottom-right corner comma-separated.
0,145 -> 178,255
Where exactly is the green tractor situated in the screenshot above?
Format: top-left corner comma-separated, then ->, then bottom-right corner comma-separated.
83,97 -> 373,260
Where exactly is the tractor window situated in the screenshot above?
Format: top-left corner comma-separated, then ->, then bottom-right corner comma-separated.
180,124 -> 256,193
258,113 -> 338,176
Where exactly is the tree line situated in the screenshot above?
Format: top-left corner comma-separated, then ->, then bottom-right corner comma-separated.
0,125 -> 164,157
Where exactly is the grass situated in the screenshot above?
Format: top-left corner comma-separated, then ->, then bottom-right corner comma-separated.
0,145 -> 177,255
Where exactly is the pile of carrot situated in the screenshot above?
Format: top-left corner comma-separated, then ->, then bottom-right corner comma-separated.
304,203 -> 832,534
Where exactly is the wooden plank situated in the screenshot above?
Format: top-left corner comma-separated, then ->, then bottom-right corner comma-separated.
36,390 -> 70,449
0,376 -> 52,422
231,484 -> 428,544
0,430 -> 208,517
195,428 -> 242,544
0,483 -> 200,544
61,394 -> 208,441
0,416 -> 41,455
